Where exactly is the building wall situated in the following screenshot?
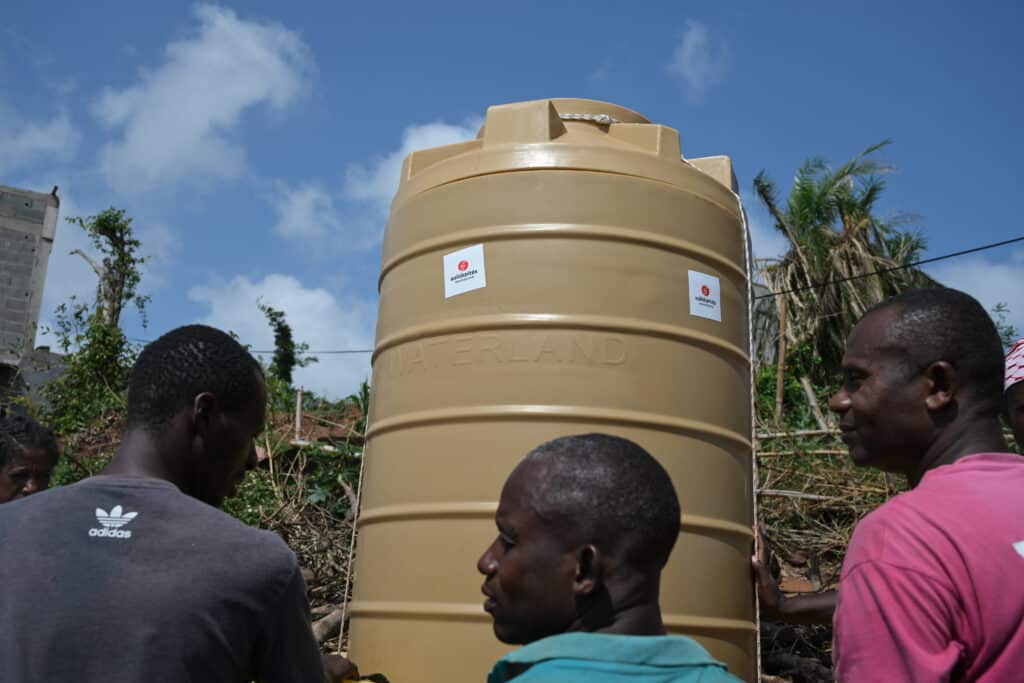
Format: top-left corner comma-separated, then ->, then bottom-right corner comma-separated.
0,186 -> 59,368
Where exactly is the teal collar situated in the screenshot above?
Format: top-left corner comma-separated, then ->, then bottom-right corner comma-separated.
490,632 -> 724,681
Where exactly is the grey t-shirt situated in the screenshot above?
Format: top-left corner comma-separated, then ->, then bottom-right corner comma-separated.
0,475 -> 326,682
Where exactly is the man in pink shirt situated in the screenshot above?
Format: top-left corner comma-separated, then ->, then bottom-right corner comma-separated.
829,288 -> 1024,682
1005,337 -> 1024,446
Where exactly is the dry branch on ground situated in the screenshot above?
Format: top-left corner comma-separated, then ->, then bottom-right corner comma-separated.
755,426 -> 904,681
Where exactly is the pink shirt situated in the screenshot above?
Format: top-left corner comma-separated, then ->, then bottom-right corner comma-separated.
833,453 -> 1024,682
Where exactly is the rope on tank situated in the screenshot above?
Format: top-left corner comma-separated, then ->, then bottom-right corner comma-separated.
733,189 -> 762,679
338,451 -> 366,655
558,112 -> 623,125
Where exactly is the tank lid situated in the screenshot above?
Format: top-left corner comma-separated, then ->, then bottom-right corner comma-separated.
545,98 -> 650,125
393,98 -> 741,220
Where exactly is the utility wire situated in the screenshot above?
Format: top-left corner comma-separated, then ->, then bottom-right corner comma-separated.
124,338 -> 373,354
251,349 -> 373,355
124,234 -> 1022,350
753,235 -> 1024,300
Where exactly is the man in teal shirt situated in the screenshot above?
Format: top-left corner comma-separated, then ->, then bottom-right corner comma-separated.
478,433 -> 743,682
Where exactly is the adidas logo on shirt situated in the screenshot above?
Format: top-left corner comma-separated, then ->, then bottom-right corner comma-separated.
88,505 -> 139,539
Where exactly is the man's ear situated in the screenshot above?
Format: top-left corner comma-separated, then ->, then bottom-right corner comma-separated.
192,392 -> 218,435
923,361 -> 957,411
573,544 -> 603,597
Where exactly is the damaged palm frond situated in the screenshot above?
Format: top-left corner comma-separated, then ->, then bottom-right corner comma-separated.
751,142 -> 937,384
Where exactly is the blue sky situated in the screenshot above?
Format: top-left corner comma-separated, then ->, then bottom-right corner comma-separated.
3,1 -> 1022,397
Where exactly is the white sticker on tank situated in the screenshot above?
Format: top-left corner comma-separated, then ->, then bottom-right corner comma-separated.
443,244 -> 487,299
688,270 -> 722,322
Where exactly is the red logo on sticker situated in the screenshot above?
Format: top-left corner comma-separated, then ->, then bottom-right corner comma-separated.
701,285 -> 710,296
458,260 -> 469,272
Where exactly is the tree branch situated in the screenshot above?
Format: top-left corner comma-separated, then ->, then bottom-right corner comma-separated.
339,479 -> 358,523
69,249 -> 103,279
758,488 -> 840,502
799,376 -> 832,431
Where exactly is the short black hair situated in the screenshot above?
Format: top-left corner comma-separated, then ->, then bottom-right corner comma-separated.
0,413 -> 59,468
524,433 -> 681,570
126,325 -> 264,433
869,287 -> 1004,416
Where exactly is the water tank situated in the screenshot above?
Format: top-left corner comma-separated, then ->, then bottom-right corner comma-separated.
348,98 -> 755,682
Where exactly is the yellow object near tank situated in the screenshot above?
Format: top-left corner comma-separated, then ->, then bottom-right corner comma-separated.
347,98 -> 756,682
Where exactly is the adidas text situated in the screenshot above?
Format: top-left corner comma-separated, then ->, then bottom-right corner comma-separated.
88,527 -> 132,539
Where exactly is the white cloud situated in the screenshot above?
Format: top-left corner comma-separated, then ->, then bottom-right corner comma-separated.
189,274 -> 374,398
0,105 -> 79,174
268,118 -> 480,250
339,119 -> 481,246
270,181 -> 342,241
345,120 -> 481,204
928,249 -> 1024,338
667,20 -> 730,102
93,4 -> 314,193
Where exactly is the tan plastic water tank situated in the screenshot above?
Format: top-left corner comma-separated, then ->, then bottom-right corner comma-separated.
348,98 -> 755,682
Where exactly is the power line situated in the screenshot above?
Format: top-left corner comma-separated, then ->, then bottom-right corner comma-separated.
251,349 -> 373,355
753,235 -> 1024,300
124,234 -> 1022,350
123,339 -> 372,356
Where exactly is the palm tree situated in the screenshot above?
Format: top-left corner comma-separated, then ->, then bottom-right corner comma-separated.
752,141 -> 935,385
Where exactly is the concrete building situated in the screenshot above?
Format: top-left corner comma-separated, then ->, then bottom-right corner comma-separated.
0,185 -> 60,396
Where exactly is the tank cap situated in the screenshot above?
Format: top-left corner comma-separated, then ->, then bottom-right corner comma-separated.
547,98 -> 650,124
479,98 -> 651,146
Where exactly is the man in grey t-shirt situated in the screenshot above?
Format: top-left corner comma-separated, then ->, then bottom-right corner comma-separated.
0,325 -> 353,682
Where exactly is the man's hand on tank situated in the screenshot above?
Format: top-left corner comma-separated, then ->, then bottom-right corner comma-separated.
323,653 -> 358,682
751,529 -> 785,617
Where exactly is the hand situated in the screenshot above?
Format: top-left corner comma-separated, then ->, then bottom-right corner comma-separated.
752,529 -> 785,616
323,653 -> 359,682
751,529 -> 838,625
